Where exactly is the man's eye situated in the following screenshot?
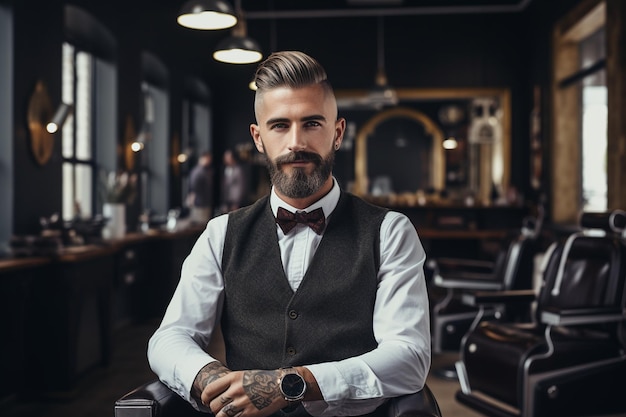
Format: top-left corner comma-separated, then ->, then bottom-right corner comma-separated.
305,121 -> 321,127
271,123 -> 288,129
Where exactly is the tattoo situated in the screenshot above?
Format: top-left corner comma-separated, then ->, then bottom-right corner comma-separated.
222,403 -> 241,417
192,361 -> 231,399
243,370 -> 281,410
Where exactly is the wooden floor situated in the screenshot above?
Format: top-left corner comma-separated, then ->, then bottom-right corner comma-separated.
1,320 -> 480,417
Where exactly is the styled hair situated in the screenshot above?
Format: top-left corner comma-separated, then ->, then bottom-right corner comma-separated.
253,51 -> 332,92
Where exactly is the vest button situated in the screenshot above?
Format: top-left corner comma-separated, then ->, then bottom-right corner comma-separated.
288,310 -> 298,319
286,347 -> 296,356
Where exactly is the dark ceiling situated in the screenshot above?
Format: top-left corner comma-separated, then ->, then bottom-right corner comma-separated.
173,0 -> 530,72
62,0 -> 536,98
240,0 -> 531,13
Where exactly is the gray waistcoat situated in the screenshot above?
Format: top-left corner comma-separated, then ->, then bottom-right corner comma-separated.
221,191 -> 388,370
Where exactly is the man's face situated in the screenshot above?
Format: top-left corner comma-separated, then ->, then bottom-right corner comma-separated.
250,84 -> 345,200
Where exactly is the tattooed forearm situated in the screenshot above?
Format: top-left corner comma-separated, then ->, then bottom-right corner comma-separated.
192,361 -> 231,399
242,370 -> 282,410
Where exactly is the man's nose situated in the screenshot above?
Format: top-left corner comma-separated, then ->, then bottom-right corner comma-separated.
287,127 -> 307,152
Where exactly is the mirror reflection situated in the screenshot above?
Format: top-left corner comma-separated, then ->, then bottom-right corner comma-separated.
338,88 -> 511,206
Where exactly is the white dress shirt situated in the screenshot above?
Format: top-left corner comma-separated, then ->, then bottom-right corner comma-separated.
148,179 -> 431,416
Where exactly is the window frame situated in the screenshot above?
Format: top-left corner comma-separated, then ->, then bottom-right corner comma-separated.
62,43 -> 98,220
551,0 -> 607,223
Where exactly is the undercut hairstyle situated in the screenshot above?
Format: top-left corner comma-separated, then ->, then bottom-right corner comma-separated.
253,51 -> 336,118
253,51 -> 333,93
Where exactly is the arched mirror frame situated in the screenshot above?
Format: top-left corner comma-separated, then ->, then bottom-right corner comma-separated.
340,87 -> 511,204
354,106 -> 445,195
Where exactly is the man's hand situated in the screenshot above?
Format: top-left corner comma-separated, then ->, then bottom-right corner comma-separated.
202,369 -> 289,417
192,361 -> 232,400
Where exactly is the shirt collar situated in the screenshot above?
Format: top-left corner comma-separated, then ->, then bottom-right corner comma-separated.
270,177 -> 340,219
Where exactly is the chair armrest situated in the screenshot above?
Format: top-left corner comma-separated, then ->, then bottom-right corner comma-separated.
115,380 -> 201,417
461,289 -> 536,307
540,306 -> 624,326
434,260 -> 495,280
116,381 -> 442,417
434,257 -> 496,272
432,258 -> 500,289
387,385 -> 442,417
434,274 -> 503,290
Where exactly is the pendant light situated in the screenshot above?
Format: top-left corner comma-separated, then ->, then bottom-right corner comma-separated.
336,16 -> 397,109
213,0 -> 263,64
249,14 -> 276,89
177,0 -> 237,30
371,16 -> 398,107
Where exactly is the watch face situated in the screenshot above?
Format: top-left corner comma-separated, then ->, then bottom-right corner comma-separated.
280,373 -> 306,400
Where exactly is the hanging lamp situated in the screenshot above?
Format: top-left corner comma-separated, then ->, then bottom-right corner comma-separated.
213,4 -> 263,65
177,0 -> 238,30
371,16 -> 398,107
248,14 -> 276,89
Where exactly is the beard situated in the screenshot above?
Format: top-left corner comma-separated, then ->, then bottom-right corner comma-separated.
265,148 -> 335,199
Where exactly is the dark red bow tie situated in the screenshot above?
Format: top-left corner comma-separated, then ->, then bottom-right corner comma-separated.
276,207 -> 326,235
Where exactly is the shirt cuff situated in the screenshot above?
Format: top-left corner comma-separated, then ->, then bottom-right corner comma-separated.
174,352 -> 216,409
306,359 -> 382,402
303,361 -> 385,416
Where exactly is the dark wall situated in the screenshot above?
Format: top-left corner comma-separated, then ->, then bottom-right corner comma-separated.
7,0 -> 587,235
520,0 -> 593,207
213,11 -> 533,194
12,0 -> 64,235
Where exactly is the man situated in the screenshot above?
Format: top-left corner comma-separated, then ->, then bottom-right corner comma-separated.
148,51 -> 431,417
220,149 -> 246,212
188,151 -> 214,224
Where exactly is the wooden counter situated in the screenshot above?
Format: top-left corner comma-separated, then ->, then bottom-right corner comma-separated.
0,226 -> 204,401
0,255 -> 50,272
391,204 -> 528,259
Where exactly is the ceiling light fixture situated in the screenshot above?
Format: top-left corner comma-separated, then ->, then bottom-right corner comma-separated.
337,16 -> 398,109
177,0 -> 238,30
371,16 -> 398,107
213,0 -> 263,64
442,137 -> 459,150
249,14 -> 277,90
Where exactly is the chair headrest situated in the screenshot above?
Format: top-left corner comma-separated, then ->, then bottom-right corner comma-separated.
580,210 -> 626,233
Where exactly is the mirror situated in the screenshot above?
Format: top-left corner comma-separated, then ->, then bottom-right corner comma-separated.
27,80 -> 55,166
337,88 -> 511,206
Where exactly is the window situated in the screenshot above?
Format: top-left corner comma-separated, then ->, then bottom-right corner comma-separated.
140,82 -> 170,215
62,42 -> 94,220
579,29 -> 607,211
62,6 -> 117,221
552,1 -> 606,222
140,52 -> 171,216
181,93 -> 212,206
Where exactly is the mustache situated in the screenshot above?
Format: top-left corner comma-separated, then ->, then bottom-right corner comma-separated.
274,151 -> 322,167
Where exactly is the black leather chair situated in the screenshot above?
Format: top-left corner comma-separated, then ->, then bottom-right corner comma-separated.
429,210 -> 544,361
114,379 -> 442,417
454,210 -> 626,417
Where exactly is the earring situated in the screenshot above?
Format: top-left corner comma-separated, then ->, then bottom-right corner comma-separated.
335,143 -> 340,150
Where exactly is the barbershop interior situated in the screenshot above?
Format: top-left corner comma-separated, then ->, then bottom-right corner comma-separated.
1,0 -> 626,416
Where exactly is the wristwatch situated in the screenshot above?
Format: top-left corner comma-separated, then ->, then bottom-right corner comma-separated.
279,368 -> 307,402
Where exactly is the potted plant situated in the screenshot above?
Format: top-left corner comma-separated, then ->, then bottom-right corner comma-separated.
99,170 -> 137,239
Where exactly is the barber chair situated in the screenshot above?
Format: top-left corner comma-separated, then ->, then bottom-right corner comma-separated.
114,379 -> 442,417
455,210 -> 626,417
428,211 -> 543,377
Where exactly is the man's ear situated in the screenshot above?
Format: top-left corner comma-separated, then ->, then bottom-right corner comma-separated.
250,124 -> 265,153
334,118 -> 346,149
